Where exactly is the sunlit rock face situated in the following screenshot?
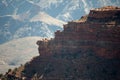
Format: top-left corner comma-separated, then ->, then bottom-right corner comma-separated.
17,6 -> 120,80
37,6 -> 120,59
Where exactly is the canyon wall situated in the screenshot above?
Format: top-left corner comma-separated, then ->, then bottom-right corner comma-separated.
6,6 -> 120,80
37,6 -> 120,59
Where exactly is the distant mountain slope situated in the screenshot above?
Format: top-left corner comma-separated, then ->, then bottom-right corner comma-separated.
0,37 -> 41,73
0,11 -> 64,44
30,12 -> 66,27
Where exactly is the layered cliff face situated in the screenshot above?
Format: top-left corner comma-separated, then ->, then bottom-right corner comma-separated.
37,6 -> 120,59
15,6 -> 120,80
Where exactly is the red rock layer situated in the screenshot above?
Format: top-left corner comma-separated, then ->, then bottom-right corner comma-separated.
37,6 -> 120,59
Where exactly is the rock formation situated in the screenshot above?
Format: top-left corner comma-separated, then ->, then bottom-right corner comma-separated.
36,6 -> 120,59
22,6 -> 120,80
3,6 -> 120,80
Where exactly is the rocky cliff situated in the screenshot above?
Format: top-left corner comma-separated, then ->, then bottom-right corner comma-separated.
23,6 -> 120,80
4,6 -> 120,80
36,6 -> 120,59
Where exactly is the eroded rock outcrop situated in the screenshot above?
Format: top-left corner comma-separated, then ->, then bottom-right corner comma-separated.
36,6 -> 120,59
20,6 -> 120,80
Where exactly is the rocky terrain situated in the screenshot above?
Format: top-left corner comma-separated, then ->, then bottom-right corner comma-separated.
2,6 -> 120,80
